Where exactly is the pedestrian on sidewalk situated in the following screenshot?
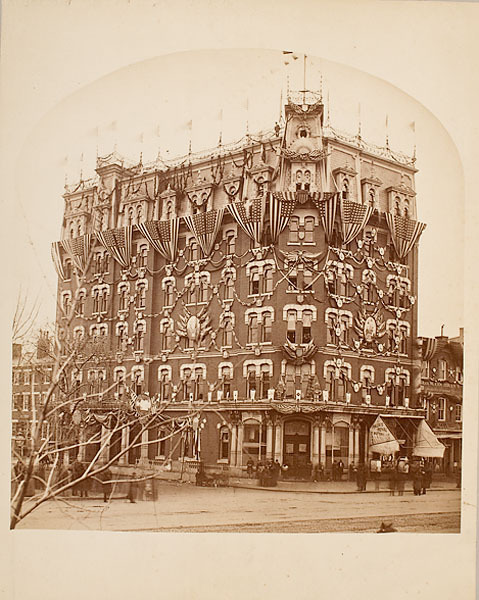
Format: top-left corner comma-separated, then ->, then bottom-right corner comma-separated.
389,467 -> 397,496
246,458 -> 254,479
102,467 -> 113,503
128,472 -> 139,503
413,464 -> 424,496
357,463 -> 368,492
337,459 -> 344,482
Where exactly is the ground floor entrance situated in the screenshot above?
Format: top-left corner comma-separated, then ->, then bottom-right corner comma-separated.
282,419 -> 311,480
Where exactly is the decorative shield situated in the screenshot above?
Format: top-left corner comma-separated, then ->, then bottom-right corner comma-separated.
378,343 -> 384,352
337,298 -> 343,308
353,382 -> 360,393
186,315 -> 201,342
364,316 -> 377,342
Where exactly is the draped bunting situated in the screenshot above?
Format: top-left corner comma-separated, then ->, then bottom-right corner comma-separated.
422,337 -> 438,362
311,192 -> 339,243
227,195 -> 266,244
340,199 -> 373,246
96,226 -> 133,268
61,233 -> 93,273
137,218 -> 180,263
385,213 -> 426,258
183,209 -> 224,256
268,192 -> 297,243
51,241 -> 65,280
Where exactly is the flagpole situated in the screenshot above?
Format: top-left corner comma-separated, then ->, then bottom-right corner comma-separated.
303,54 -> 307,104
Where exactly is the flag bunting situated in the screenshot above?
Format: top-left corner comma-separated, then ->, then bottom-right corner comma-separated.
311,192 -> 339,243
183,209 -> 225,257
340,199 -> 373,245
96,226 -> 133,268
268,192 -> 297,243
137,218 -> 180,263
227,195 -> 266,244
385,212 -> 426,258
51,242 -> 66,280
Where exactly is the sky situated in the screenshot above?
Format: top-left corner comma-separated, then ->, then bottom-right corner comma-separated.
9,48 -> 464,340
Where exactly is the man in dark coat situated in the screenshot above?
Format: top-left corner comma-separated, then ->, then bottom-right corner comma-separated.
128,472 -> 139,503
101,467 -> 113,502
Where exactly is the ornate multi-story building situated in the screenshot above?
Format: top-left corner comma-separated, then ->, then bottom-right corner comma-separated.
420,329 -> 463,474
51,90 -> 444,478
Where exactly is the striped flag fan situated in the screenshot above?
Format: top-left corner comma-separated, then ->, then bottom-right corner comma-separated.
385,213 -> 426,258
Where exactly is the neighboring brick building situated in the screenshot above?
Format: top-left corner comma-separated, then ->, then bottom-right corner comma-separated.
50,89 -> 443,478
420,329 -> 463,474
12,332 -> 54,458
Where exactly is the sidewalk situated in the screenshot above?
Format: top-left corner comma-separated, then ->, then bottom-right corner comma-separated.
228,478 -> 459,494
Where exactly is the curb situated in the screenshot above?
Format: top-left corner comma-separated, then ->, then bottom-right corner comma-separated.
229,484 -> 459,495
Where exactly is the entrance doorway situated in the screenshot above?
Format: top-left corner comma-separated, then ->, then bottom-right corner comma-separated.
282,419 -> 311,480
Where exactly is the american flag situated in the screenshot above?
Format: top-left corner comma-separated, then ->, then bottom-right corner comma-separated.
96,226 -> 132,268
340,199 -> 373,245
269,192 -> 297,243
394,215 -> 422,240
228,197 -> 265,244
184,209 -> 224,256
313,192 -> 338,243
385,213 -> 426,258
70,237 -> 84,256
137,219 -> 179,262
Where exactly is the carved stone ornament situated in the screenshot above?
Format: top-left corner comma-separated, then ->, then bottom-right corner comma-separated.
353,382 -> 360,393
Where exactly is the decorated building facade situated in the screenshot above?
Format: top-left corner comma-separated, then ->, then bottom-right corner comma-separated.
420,329 -> 463,474
51,90 -> 442,477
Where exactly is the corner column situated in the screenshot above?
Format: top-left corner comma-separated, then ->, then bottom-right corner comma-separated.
320,422 -> 327,466
274,421 -> 282,463
230,424 -> 237,467
266,419 -> 274,460
236,422 -> 244,468
119,425 -> 129,465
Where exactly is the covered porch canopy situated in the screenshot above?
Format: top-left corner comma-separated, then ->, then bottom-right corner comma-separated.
369,415 -> 445,458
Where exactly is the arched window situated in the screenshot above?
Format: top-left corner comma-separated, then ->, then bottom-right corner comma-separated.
199,275 -> 209,303
222,316 -> 233,347
304,217 -> 315,243
263,267 -> 273,293
342,179 -> 349,197
100,288 -> 108,313
70,226 -> 75,239
164,281 -> 174,306
295,170 -> 303,191
259,364 -> 270,399
246,365 -> 257,398
135,322 -> 145,351
223,273 -> 234,300
287,309 -> 296,343
262,312 -> 272,343
161,320 -> 174,351
136,283 -> 146,309
302,310 -> 313,344
77,290 -> 86,316
289,217 -> 299,243
136,205 -> 143,224
221,365 -> 232,399
248,314 -> 259,344
189,241 -> 199,261
137,244 -> 148,268
256,177 -> 265,197
368,189 -> 376,207
119,285 -> 129,311
303,170 -> 311,191
225,231 -> 235,255
117,323 -> 128,351
249,267 -> 260,295
127,207 -> 134,227
64,260 -> 72,280
92,289 -> 100,314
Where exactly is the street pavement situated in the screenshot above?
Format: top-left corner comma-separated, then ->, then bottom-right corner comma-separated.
17,479 -> 461,533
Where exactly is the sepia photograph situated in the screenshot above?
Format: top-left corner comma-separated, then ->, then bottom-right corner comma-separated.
2,1 -> 477,599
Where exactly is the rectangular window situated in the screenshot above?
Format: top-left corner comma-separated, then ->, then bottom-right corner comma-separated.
437,398 -> 445,421
289,217 -> 299,243
22,394 -> 30,411
455,404 -> 462,422
438,360 -> 447,380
